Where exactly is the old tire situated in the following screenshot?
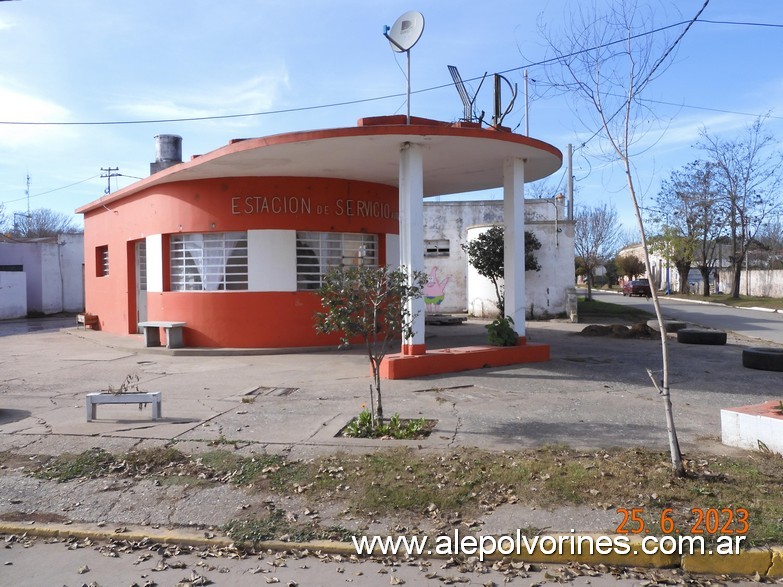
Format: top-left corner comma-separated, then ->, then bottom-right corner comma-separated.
677,328 -> 727,345
647,319 -> 687,333
742,347 -> 783,372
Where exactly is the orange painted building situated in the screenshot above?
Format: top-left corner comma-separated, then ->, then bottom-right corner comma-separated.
77,116 -> 562,356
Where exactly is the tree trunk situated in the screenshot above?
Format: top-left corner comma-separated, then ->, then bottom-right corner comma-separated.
731,263 -> 743,299
370,357 -> 383,424
677,265 -> 690,294
699,267 -> 711,297
491,278 -> 504,316
586,271 -> 594,301
622,161 -> 685,478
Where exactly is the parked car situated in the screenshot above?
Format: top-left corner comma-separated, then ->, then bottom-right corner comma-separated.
623,278 -> 652,298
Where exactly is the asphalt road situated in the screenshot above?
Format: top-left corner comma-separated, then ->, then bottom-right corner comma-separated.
1,535 -> 756,587
593,290 -> 783,345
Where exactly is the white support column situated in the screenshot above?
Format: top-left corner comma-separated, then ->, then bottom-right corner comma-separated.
399,142 -> 426,355
503,157 -> 526,342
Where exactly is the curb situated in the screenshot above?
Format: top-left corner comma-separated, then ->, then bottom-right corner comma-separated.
0,522 -> 234,550
589,288 -> 781,314
1,523 -> 781,578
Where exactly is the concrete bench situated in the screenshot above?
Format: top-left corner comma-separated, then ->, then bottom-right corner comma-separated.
76,313 -> 99,329
86,392 -> 162,421
138,321 -> 186,349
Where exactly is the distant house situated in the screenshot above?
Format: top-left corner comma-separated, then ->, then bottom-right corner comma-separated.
0,234 -> 85,319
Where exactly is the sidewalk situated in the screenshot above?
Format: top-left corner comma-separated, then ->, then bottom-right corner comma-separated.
1,315 -> 781,577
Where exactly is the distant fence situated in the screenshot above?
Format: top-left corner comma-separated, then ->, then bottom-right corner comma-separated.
717,268 -> 783,298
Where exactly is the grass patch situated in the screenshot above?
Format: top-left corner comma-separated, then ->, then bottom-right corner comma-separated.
23,445 -> 783,546
224,506 -> 352,545
340,411 -> 434,439
577,297 -> 655,322
34,447 -> 117,481
669,293 -> 783,311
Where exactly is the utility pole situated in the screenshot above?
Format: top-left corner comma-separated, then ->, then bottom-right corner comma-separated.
567,144 -> 574,221
524,69 -> 529,136
12,174 -> 32,237
100,167 -> 119,194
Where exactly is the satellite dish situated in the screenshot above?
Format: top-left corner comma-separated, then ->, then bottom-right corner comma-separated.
383,11 -> 425,124
384,10 -> 425,53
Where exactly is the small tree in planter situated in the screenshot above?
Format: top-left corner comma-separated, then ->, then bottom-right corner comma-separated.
314,265 -> 427,429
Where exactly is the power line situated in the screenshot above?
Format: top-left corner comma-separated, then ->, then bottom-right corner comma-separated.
0,18 -> 778,128
0,175 -> 100,206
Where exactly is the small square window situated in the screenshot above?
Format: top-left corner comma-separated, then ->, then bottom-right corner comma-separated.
96,245 -> 109,277
425,239 -> 450,257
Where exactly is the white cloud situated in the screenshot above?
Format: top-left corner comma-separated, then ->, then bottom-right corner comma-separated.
0,81 -> 75,148
0,16 -> 16,31
110,67 -> 292,126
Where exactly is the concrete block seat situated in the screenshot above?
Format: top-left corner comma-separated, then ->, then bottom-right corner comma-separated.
138,321 -> 186,349
76,313 -> 99,329
86,392 -> 162,421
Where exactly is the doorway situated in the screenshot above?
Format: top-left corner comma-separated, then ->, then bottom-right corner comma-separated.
135,240 -> 147,332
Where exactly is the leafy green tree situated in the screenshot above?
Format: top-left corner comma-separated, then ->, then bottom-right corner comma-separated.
615,253 -> 645,281
314,265 -> 427,426
461,225 -> 541,315
647,226 -> 696,294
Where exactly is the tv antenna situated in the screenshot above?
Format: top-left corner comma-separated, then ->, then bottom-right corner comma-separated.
492,73 -> 517,129
383,10 -> 425,124
448,65 -> 486,124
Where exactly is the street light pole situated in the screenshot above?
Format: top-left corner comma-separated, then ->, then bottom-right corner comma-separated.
549,194 -> 566,247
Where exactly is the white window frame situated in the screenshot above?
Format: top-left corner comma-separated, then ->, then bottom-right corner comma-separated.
296,231 -> 377,290
424,238 -> 450,258
170,232 -> 248,291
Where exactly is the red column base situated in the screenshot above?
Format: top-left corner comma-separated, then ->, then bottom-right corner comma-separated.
380,342 -> 550,380
402,343 -> 427,356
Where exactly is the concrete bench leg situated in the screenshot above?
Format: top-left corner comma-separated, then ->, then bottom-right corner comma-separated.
152,396 -> 162,420
143,326 -> 162,347
86,398 -> 97,421
165,327 -> 184,349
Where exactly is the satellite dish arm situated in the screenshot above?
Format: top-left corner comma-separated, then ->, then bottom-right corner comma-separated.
383,26 -> 406,52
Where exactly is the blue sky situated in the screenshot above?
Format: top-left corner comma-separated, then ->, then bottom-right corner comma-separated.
1,0 -> 782,232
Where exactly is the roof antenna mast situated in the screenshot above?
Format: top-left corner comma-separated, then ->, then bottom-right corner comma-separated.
383,11 -> 425,124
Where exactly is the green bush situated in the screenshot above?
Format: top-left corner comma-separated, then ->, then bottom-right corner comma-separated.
486,315 -> 519,346
344,409 -> 426,439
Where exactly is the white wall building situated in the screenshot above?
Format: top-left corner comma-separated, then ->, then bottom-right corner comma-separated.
0,234 -> 85,319
423,199 -> 575,318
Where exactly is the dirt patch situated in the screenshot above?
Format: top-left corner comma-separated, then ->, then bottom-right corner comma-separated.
0,511 -> 70,524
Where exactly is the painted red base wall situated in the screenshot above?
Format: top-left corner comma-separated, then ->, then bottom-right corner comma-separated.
147,291 -> 344,348
82,176 -> 398,347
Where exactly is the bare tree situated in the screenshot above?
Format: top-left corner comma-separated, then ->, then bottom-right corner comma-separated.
574,203 -> 623,300
0,203 -> 8,234
541,0 -> 709,476
654,160 -> 725,295
698,118 -> 783,298
13,208 -> 82,238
